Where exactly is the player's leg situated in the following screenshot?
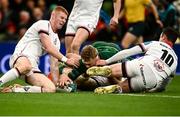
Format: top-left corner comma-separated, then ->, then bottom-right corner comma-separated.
1,84 -> 23,93
93,63 -> 132,94
135,36 -> 143,45
65,20 -> 76,54
71,27 -> 89,54
94,60 -> 158,94
65,36 -> 74,54
1,72 -> 56,93
1,84 -> 44,93
94,78 -> 132,94
121,22 -> 145,49
75,75 -> 99,91
26,73 -> 56,93
121,32 -> 137,49
86,63 -> 129,94
75,75 -> 113,91
86,66 -> 112,77
86,62 -> 123,78
92,63 -> 128,94
0,56 -> 32,86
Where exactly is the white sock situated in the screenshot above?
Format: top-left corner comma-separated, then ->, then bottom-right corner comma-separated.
0,68 -> 19,86
13,86 -> 42,93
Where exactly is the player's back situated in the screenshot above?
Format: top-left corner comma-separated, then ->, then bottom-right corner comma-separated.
143,41 -> 178,78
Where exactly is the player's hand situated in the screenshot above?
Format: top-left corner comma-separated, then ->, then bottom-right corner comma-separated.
66,58 -> 79,68
156,19 -> 163,28
66,53 -> 81,60
109,17 -> 118,27
96,59 -> 107,66
109,17 -> 118,31
58,74 -> 72,87
110,16 -> 118,25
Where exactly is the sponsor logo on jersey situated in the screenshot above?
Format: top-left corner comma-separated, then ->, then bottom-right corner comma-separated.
154,59 -> 164,72
140,64 -> 146,86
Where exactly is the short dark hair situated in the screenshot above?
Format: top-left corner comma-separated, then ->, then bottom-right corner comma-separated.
162,27 -> 179,44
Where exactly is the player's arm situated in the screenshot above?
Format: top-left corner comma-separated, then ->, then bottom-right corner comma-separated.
110,0 -> 121,25
60,60 -> 86,81
39,33 -> 79,67
105,44 -> 145,64
58,66 -> 73,87
118,7 -> 125,20
58,62 -> 86,87
148,1 -> 163,28
39,33 -> 67,61
49,55 -> 59,85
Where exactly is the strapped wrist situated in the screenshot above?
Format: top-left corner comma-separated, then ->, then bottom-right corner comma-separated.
61,56 -> 68,63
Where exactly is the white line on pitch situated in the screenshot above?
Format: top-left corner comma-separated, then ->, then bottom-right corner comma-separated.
112,93 -> 180,99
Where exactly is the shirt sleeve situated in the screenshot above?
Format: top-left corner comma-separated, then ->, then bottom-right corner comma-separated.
141,41 -> 153,50
106,45 -> 144,64
36,20 -> 49,35
68,60 -> 87,80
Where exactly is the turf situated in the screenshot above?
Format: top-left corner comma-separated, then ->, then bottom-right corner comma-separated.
0,75 -> 180,116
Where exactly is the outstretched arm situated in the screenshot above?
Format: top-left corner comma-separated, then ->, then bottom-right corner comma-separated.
149,2 -> 163,28
105,45 -> 143,64
40,33 -> 79,67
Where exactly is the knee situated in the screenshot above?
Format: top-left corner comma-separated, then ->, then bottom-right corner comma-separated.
15,63 -> 32,75
23,64 -> 32,72
110,64 -> 122,78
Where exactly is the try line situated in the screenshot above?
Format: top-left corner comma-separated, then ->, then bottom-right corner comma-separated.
111,93 -> 180,99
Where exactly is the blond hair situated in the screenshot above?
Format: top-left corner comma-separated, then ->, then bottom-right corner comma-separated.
81,45 -> 98,62
53,6 -> 68,16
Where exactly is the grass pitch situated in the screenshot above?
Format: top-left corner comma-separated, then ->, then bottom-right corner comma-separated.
0,75 -> 180,116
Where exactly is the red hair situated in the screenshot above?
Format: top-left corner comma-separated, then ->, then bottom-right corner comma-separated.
53,6 -> 69,16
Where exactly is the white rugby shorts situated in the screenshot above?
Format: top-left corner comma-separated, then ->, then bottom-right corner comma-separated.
9,53 -> 41,72
65,19 -> 96,35
123,59 -> 159,92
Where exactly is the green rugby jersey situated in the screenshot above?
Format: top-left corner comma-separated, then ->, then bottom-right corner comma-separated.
59,41 -> 121,80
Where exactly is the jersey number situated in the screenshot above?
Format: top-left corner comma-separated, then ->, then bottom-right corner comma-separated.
160,49 -> 174,67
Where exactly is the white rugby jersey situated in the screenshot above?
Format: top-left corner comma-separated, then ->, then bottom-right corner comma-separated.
140,41 -> 178,79
69,0 -> 104,23
13,20 -> 60,62
106,41 -> 178,79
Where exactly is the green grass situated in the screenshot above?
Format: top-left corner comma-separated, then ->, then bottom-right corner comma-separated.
0,75 -> 180,116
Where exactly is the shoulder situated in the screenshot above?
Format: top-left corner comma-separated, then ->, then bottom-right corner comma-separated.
143,41 -> 154,46
35,20 -> 49,25
33,20 -> 49,32
37,20 -> 48,23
